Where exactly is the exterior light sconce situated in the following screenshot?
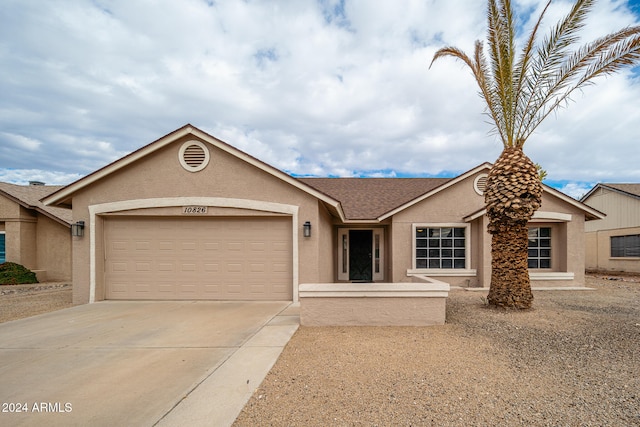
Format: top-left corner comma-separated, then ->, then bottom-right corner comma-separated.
303,221 -> 312,238
71,221 -> 85,237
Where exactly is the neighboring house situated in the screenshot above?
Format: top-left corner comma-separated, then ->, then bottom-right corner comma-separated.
581,184 -> 640,273
0,181 -> 72,281
42,124 -> 603,305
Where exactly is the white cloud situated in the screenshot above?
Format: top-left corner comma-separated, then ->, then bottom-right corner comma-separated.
0,169 -> 83,186
1,132 -> 41,150
553,182 -> 597,200
0,0 -> 638,189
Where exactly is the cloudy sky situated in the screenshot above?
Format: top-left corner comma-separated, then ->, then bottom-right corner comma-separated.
1,0 -> 639,199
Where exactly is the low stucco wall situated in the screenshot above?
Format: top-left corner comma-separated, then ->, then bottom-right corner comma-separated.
299,282 -> 450,326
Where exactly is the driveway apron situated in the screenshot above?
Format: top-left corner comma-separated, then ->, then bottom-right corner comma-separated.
0,301 -> 298,426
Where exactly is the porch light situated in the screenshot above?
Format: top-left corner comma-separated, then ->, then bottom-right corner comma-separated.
71,221 -> 85,237
303,221 -> 311,238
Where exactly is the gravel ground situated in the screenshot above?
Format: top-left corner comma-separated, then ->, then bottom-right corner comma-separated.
0,283 -> 72,323
1,276 -> 638,425
235,275 -> 640,426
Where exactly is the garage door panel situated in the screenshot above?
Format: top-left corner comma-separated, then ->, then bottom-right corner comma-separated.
105,217 -> 292,300
204,263 -> 219,272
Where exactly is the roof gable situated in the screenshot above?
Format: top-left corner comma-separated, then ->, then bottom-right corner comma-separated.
377,163 -> 492,220
0,182 -> 72,225
43,124 -> 345,219
581,183 -> 640,202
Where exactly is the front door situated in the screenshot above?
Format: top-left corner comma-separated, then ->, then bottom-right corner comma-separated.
349,230 -> 372,281
337,228 -> 384,282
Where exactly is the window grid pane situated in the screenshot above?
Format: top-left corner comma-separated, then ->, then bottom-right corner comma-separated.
611,234 -> 640,258
416,227 -> 465,269
528,227 -> 551,269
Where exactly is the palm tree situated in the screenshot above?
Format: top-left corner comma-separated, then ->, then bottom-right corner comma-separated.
431,0 -> 640,308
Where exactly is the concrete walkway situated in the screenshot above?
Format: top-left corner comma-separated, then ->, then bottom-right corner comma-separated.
156,303 -> 299,426
0,301 -> 299,427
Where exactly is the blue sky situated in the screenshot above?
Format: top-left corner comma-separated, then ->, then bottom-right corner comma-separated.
1,0 -> 639,199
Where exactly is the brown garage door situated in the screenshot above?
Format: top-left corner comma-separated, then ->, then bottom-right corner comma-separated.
104,216 -> 292,300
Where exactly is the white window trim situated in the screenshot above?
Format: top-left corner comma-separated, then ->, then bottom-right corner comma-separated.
407,269 -> 477,277
529,272 -> 574,281
530,211 -> 572,222
411,223 -> 472,273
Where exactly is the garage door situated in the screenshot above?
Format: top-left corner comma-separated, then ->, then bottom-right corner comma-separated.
104,217 -> 292,300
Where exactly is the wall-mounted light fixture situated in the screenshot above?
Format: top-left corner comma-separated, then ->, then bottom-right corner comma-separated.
71,221 -> 85,237
303,221 -> 311,238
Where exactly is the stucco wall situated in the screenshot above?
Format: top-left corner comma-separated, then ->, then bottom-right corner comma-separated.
0,195 -> 71,280
2,206 -> 38,270
474,216 -> 491,287
36,216 -> 71,281
18,215 -> 37,270
585,226 -> 640,273
316,201 -> 335,283
69,135 -> 331,303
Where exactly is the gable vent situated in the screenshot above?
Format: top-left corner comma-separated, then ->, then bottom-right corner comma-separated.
179,140 -> 210,172
474,174 -> 488,195
184,145 -> 205,166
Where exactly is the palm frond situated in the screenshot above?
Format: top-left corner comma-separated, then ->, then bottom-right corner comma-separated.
513,1 -> 552,115
487,0 -> 518,146
430,0 -> 640,151
474,40 -> 509,144
515,0 -> 595,146
518,25 -> 640,140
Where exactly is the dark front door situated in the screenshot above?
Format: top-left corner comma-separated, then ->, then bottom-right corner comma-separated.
349,230 -> 372,281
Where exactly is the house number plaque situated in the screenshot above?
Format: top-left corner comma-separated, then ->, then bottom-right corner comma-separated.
182,206 -> 208,214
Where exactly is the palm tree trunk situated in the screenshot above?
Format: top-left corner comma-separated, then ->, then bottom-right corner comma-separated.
487,221 -> 532,308
484,147 -> 542,309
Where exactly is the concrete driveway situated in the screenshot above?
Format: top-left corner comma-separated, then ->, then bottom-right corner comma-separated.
0,300 -> 299,427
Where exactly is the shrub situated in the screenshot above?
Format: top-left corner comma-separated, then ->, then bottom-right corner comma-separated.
0,262 -> 39,285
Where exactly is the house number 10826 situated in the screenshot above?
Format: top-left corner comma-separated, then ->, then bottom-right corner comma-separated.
183,206 -> 208,214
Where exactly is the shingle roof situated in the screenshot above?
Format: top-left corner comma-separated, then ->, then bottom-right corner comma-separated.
298,178 -> 452,220
0,182 -> 72,225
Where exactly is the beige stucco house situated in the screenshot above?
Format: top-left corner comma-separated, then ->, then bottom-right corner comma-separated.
0,182 -> 72,282
581,184 -> 640,273
42,124 -> 603,305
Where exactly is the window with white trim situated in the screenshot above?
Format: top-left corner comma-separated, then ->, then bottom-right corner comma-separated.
611,234 -> 640,258
528,227 -> 551,269
415,226 -> 467,269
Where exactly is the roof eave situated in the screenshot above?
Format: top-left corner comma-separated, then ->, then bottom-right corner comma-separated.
541,184 -> 605,221
0,188 -> 71,227
377,163 -> 492,221
42,124 -> 345,219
